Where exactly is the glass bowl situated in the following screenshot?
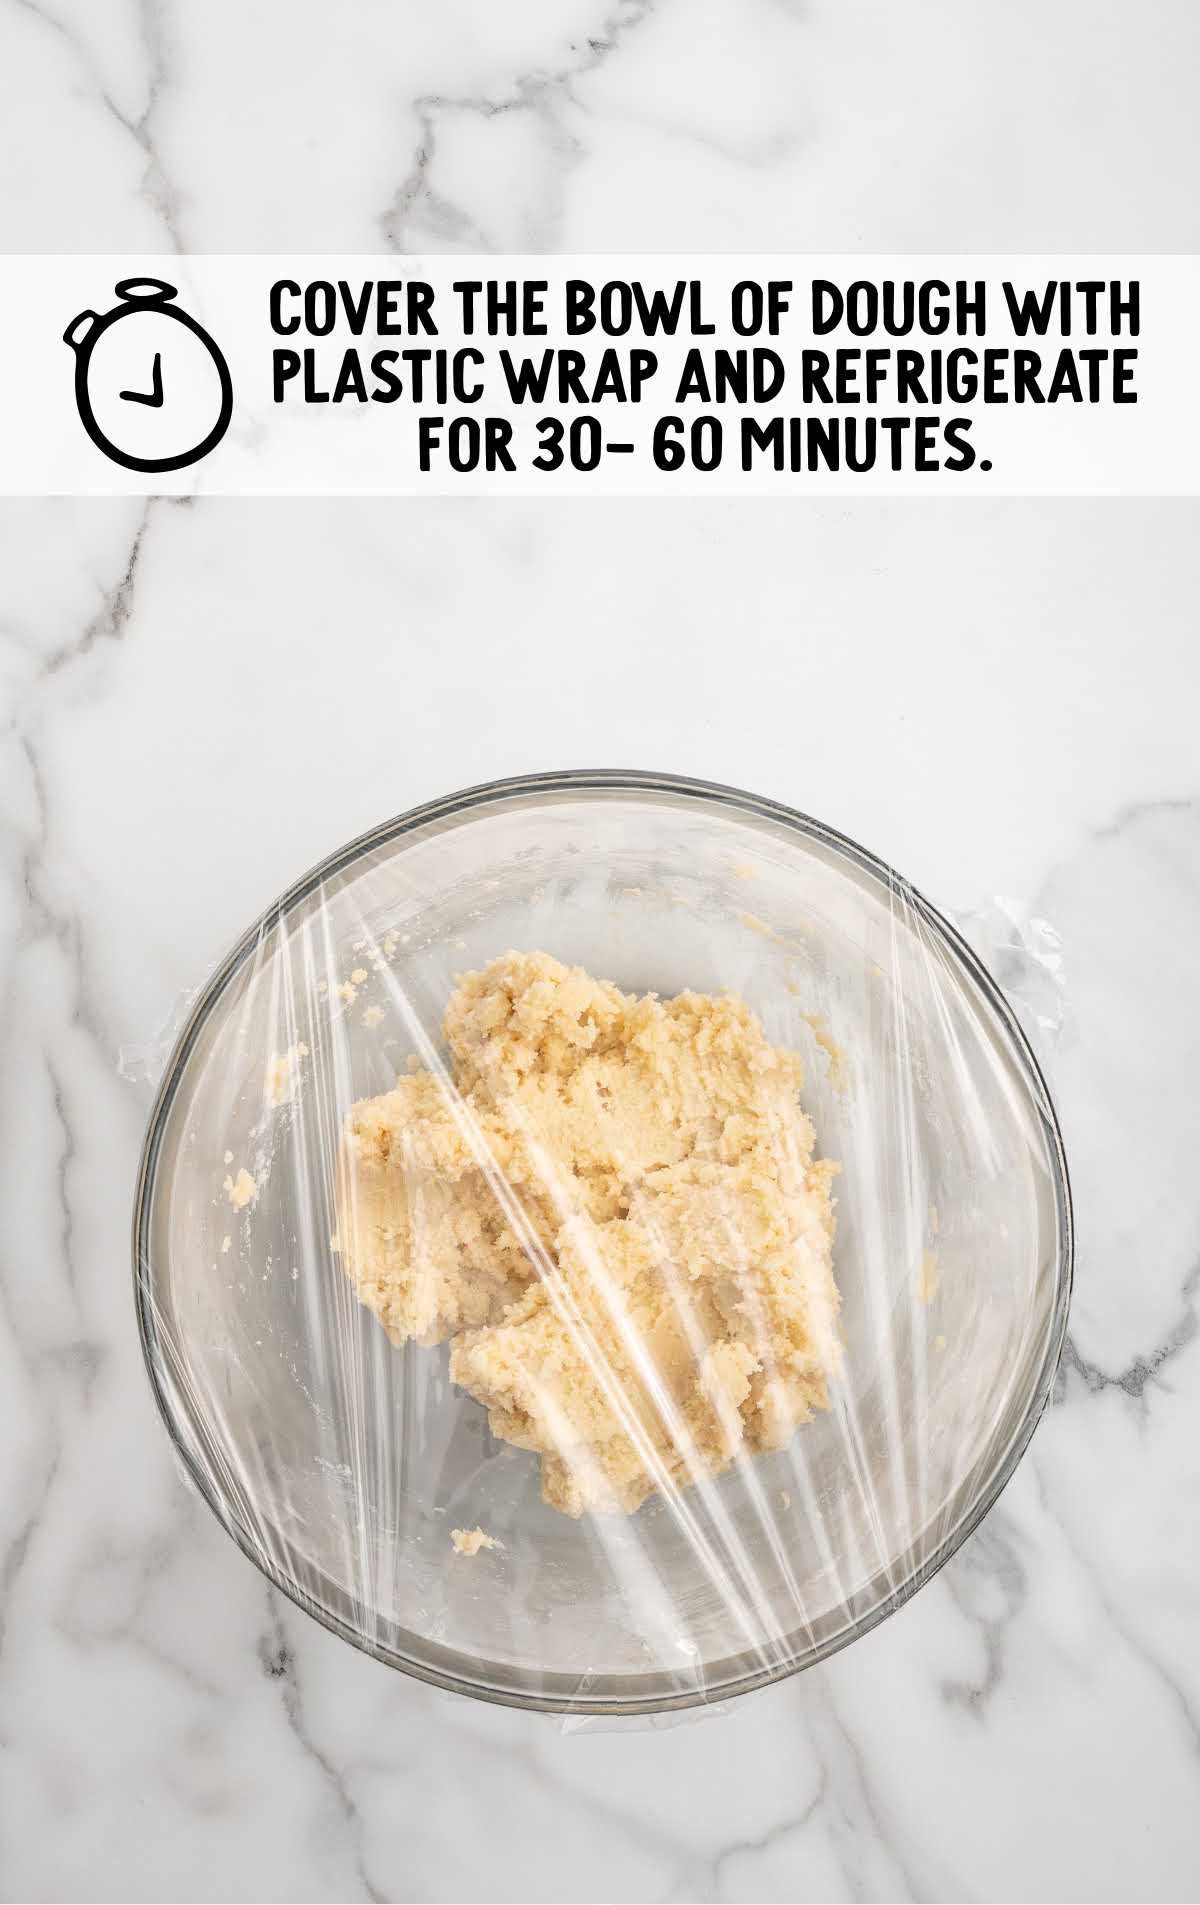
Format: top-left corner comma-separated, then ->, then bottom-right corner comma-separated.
134,770 -> 1072,1715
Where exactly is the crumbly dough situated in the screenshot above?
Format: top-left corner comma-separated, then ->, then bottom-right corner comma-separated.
450,1526 -> 503,1556
336,951 -> 840,1517
264,1042 -> 308,1108
224,1166 -> 257,1210
918,1249 -> 940,1304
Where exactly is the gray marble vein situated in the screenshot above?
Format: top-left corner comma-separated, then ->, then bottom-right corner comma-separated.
381,0 -> 657,254
10,0 -> 185,252
258,1591 -> 386,1904
1058,1261 -> 1199,1409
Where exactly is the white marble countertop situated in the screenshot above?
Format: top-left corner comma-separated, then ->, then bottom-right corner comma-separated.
1,4 -> 1198,1901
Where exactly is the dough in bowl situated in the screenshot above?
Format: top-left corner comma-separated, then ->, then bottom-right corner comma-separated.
335,951 -> 841,1515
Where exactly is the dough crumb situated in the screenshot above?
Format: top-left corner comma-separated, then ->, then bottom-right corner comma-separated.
918,1250 -> 940,1305
451,1526 -> 503,1556
337,980 -> 358,1004
803,1013 -> 849,1091
351,967 -> 369,986
224,1167 -> 257,1211
362,1004 -> 385,1028
337,951 -> 841,1519
221,1235 -> 231,1255
223,1149 -> 233,1165
739,910 -> 783,942
265,1042 -> 308,1107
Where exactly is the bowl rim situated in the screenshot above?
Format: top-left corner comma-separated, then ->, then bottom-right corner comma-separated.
132,767 -> 1074,1716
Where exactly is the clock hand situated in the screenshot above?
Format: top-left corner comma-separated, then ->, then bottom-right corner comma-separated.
119,352 -> 164,407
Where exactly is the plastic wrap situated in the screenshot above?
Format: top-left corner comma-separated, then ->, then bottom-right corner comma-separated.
132,771 -> 1072,1718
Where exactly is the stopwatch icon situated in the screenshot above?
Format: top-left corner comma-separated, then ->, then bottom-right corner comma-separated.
63,278 -> 233,474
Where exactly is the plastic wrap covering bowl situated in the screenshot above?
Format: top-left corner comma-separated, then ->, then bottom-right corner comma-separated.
134,771 -> 1072,1716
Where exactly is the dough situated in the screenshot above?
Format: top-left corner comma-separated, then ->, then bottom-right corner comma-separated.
336,951 -> 840,1516
450,1526 -> 502,1556
223,1166 -> 257,1210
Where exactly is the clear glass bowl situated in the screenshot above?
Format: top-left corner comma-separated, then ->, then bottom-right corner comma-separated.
134,771 -> 1072,1715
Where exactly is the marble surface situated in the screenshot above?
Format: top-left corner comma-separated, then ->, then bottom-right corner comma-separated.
4,0 -> 1200,255
1,4 -> 1199,1902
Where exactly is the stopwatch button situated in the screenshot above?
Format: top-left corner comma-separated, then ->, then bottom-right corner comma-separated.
114,278 -> 179,304
63,310 -> 98,349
